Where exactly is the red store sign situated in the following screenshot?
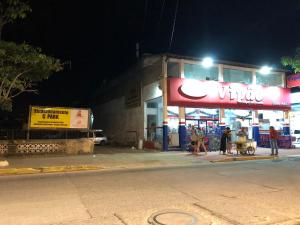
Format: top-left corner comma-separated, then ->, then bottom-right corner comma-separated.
287,73 -> 300,88
168,78 -> 291,110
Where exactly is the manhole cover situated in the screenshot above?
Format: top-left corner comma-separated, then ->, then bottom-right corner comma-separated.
148,210 -> 198,225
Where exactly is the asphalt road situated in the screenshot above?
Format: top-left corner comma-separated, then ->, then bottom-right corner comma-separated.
1,157 -> 300,225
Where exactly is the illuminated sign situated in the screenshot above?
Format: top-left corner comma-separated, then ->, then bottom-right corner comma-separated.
287,73 -> 300,88
168,78 -> 291,110
29,106 -> 90,129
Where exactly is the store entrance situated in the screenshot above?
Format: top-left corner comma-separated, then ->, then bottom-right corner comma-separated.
186,119 -> 220,152
186,119 -> 218,134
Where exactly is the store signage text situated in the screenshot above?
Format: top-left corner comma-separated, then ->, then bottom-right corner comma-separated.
29,106 -> 90,129
218,85 -> 263,103
169,78 -> 291,110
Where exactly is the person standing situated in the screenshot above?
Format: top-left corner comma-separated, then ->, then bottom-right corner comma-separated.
220,129 -> 227,155
269,126 -> 278,156
191,126 -> 199,154
197,128 -> 207,155
237,127 -> 248,142
226,127 -> 233,154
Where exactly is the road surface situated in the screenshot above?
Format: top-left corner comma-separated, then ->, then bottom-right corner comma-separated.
1,156 -> 300,225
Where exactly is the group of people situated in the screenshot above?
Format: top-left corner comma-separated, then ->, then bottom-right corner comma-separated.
190,125 -> 279,156
190,126 -> 207,155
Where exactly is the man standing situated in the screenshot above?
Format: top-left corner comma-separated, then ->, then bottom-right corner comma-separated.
269,126 -> 279,156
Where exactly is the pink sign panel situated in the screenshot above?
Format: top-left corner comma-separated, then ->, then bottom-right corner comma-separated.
287,73 -> 300,88
168,78 -> 291,110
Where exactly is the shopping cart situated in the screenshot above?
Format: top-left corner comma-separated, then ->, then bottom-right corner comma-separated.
235,139 -> 256,155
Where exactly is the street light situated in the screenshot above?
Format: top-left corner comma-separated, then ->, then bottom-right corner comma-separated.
259,66 -> 272,75
201,57 -> 213,68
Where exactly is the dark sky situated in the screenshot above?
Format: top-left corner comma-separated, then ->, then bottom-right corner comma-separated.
3,0 -> 300,115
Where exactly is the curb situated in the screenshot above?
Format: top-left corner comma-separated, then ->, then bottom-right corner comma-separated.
0,165 -> 104,176
0,155 -> 282,176
210,155 -> 277,163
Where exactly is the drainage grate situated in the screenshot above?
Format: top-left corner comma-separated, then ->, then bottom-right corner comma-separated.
148,210 -> 198,225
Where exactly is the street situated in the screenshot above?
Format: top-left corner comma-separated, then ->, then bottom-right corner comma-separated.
1,157 -> 300,225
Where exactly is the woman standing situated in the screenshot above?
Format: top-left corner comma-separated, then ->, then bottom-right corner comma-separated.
197,128 -> 207,155
220,129 -> 227,155
191,126 -> 199,154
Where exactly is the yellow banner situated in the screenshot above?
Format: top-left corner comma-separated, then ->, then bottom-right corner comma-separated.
30,106 -> 71,129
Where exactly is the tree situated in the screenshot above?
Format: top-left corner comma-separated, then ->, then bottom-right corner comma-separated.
281,47 -> 300,73
0,0 -> 32,40
0,41 -> 63,111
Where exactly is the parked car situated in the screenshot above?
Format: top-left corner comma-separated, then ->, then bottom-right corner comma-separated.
292,138 -> 300,148
88,129 -> 107,145
291,130 -> 300,148
293,130 -> 300,138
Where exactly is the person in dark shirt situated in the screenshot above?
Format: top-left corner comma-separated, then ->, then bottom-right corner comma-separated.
269,126 -> 278,156
220,129 -> 227,155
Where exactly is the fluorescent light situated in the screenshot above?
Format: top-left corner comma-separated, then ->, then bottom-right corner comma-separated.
259,66 -> 272,75
201,57 -> 213,68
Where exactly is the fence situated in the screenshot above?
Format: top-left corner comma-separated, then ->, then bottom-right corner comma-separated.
0,129 -> 95,156
0,129 -> 89,140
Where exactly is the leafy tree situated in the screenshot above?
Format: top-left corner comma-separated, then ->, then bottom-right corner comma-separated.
0,0 -> 32,40
0,41 -> 63,111
281,47 -> 300,73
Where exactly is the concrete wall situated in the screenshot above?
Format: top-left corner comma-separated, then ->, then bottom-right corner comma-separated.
92,55 -> 163,147
93,97 -> 143,146
0,139 -> 94,155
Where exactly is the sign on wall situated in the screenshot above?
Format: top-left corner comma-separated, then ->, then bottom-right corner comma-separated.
29,106 -> 90,129
168,78 -> 291,110
287,73 -> 300,88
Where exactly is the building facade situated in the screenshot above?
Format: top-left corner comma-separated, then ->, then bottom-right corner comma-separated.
92,53 -> 291,150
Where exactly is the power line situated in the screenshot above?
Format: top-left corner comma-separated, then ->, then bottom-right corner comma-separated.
168,0 -> 180,53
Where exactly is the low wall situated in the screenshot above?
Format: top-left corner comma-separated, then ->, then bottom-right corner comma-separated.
0,139 -> 94,155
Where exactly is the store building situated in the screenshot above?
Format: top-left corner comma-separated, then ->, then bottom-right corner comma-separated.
92,53 -> 291,150
287,74 -> 300,147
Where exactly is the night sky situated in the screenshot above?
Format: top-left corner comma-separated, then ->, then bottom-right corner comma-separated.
3,0 -> 300,116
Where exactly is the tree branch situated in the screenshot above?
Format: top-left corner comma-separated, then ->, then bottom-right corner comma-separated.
0,76 -> 6,94
11,89 -> 38,98
5,69 -> 31,98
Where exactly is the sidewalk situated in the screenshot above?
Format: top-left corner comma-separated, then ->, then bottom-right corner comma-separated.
0,146 -> 299,176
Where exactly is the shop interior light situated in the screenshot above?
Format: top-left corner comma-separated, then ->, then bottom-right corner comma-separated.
259,66 -> 272,75
201,57 -> 213,68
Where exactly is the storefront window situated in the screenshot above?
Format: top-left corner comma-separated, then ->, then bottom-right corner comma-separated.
185,108 -> 219,134
184,63 -> 218,81
167,62 -> 180,77
167,106 -> 179,147
145,97 -> 163,144
256,73 -> 283,87
223,68 -> 252,84
258,110 -> 284,131
185,108 -> 220,151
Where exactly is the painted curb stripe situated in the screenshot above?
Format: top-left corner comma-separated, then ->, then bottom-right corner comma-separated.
0,165 -> 104,176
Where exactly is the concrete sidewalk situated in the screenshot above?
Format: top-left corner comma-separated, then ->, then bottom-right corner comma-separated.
0,146 -> 299,176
